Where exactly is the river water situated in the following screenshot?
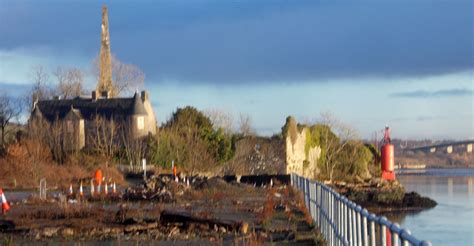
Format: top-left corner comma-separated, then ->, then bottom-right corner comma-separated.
395,168 -> 474,246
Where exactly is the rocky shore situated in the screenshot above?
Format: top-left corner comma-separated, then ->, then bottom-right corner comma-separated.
333,179 -> 437,214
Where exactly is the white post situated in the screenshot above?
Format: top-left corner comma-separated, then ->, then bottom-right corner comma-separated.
39,178 -> 47,200
142,158 -> 147,180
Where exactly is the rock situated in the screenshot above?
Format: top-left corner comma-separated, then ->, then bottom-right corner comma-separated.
219,226 -> 227,233
60,228 -> 74,237
110,227 -> 122,234
168,226 -> 180,237
42,227 -> 59,237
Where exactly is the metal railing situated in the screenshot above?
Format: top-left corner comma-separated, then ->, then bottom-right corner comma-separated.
291,173 -> 432,246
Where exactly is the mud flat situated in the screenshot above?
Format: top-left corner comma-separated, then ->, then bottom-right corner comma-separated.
0,175 -> 324,245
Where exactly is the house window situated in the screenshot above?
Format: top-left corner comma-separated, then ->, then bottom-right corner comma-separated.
67,120 -> 74,133
137,116 -> 144,130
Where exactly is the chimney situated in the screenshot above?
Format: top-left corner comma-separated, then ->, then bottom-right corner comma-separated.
101,90 -> 110,99
141,90 -> 149,102
92,91 -> 97,100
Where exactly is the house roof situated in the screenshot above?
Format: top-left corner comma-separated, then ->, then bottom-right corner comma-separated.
35,94 -> 147,122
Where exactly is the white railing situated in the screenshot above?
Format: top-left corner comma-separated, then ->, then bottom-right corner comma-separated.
291,173 -> 432,246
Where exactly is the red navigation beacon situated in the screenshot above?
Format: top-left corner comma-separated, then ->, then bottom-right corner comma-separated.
381,126 -> 396,180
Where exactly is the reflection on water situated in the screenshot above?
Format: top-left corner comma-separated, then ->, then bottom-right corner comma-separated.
395,169 -> 474,246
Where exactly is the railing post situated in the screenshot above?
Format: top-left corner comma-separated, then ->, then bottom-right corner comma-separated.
355,205 -> 362,246
400,229 -> 411,246
361,209 -> 369,246
341,197 -> 346,243
313,181 -> 321,228
351,202 -> 357,245
369,213 -> 377,246
390,223 -> 400,246
320,183 -> 323,231
331,191 -> 335,245
335,192 -> 340,246
379,216 -> 388,246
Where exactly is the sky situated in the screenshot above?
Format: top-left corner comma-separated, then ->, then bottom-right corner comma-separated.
0,0 -> 472,140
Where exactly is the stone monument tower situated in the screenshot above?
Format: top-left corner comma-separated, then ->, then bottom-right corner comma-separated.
97,5 -> 114,96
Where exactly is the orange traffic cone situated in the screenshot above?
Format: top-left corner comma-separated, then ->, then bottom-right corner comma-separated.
0,189 -> 10,214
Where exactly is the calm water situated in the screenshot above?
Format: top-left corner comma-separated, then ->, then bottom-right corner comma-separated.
395,168 -> 474,246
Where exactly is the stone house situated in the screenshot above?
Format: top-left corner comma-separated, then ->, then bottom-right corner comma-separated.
29,90 -> 157,151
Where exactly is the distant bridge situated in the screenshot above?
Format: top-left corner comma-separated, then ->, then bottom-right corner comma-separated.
405,140 -> 474,154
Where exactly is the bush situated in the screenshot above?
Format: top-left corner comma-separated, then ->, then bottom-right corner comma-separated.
147,106 -> 236,172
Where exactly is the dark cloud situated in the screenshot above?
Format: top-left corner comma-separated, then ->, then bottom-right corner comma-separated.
1,0 -> 472,84
390,88 -> 473,98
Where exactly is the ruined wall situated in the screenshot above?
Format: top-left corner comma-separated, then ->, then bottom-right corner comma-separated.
286,127 -> 321,179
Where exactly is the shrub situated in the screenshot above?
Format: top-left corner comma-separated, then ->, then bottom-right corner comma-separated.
147,106 -> 236,172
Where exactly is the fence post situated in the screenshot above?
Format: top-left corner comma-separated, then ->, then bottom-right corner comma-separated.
351,202 -> 357,245
379,216 -> 388,246
39,178 -> 47,200
400,229 -> 411,246
355,205 -> 362,246
305,178 -> 311,209
361,209 -> 369,246
329,190 -> 336,242
369,213 -> 377,246
314,182 -> 319,227
341,197 -> 346,243
335,192 -> 340,246
390,223 -> 400,246
347,201 -> 352,245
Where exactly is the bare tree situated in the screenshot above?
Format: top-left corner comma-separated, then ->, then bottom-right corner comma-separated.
317,112 -> 357,182
238,113 -> 254,137
53,66 -> 86,99
92,53 -> 145,96
25,117 -> 52,180
47,119 -> 67,164
29,65 -> 51,101
0,94 -> 22,147
89,115 -> 121,160
205,108 -> 234,134
121,128 -> 147,172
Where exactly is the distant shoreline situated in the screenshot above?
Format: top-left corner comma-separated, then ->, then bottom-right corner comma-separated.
396,167 -> 474,176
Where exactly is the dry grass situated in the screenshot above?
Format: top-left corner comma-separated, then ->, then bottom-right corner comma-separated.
0,143 -> 125,190
259,195 -> 275,221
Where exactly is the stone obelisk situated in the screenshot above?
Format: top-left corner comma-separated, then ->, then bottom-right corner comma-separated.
97,5 -> 114,96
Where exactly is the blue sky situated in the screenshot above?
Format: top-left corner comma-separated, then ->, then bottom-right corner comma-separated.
0,0 -> 472,139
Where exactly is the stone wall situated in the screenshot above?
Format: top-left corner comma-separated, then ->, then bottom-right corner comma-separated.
286,127 -> 321,179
